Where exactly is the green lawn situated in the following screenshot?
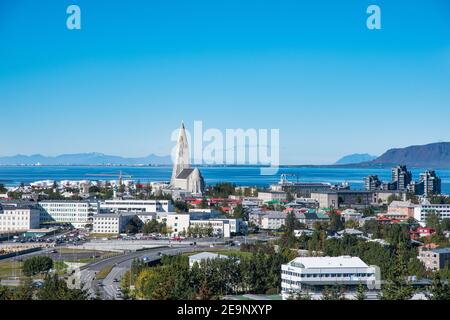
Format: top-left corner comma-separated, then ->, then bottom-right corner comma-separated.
0,261 -> 24,279
95,265 -> 114,280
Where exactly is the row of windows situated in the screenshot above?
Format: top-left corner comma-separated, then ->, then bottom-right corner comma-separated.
282,271 -> 373,278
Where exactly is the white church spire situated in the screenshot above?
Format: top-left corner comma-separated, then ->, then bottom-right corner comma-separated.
171,121 -> 190,184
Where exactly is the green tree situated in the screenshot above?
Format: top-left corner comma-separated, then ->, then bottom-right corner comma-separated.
355,284 -> 366,300
37,274 -> 88,300
22,256 -> 53,276
426,271 -> 450,300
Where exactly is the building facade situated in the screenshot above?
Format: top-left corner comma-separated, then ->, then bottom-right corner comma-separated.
281,256 -> 379,300
92,213 -> 135,234
100,199 -> 173,213
0,203 -> 40,233
39,200 -> 99,229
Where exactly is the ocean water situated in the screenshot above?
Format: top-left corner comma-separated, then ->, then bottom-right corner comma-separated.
0,166 -> 449,194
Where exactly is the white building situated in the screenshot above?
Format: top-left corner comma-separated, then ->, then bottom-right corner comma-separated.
188,252 -> 230,268
157,212 -> 190,236
414,203 -> 450,226
189,219 -> 231,238
0,203 -> 40,233
260,211 -> 286,230
92,213 -> 135,234
258,191 -> 287,203
341,209 -> 363,223
281,256 -> 380,300
38,200 -> 99,229
100,199 -> 173,213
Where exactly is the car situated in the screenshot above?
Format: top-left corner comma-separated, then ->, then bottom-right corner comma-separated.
115,293 -> 122,298
113,278 -> 119,283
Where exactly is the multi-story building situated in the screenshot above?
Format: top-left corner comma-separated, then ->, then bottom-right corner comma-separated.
414,203 -> 450,226
418,247 -> 450,271
156,212 -> 190,236
417,170 -> 442,196
296,209 -> 330,228
364,175 -> 382,191
92,213 -> 135,234
271,180 -> 333,198
189,219 -> 231,238
341,209 -> 363,223
391,165 -> 412,191
257,191 -> 287,203
0,203 -> 40,233
260,211 -> 286,230
281,256 -> 380,300
387,200 -> 417,219
38,200 -> 99,229
100,199 -> 173,213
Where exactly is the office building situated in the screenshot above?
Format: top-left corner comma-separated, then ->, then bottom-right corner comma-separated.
281,256 -> 379,300
39,200 -> 99,229
92,213 -> 135,234
414,203 -> 450,226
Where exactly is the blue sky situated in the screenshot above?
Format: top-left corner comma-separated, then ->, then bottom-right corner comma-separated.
1,0 -> 449,164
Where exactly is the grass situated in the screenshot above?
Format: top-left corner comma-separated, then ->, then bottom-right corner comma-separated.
95,264 -> 114,280
0,261 -> 24,279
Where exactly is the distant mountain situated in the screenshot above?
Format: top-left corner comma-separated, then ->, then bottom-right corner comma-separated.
367,142 -> 450,168
334,153 -> 377,165
0,153 -> 172,166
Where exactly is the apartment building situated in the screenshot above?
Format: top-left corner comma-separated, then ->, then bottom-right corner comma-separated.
418,247 -> 450,271
0,203 -> 40,233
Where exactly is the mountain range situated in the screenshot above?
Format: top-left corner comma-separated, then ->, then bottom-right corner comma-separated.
1,142 -> 450,168
0,153 -> 172,166
334,153 -> 377,165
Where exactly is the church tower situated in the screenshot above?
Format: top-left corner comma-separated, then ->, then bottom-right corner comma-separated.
171,121 -> 190,184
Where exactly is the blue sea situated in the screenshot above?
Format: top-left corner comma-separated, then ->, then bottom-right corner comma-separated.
0,166 -> 449,194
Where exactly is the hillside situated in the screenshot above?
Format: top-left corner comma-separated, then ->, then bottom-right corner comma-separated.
368,142 -> 450,168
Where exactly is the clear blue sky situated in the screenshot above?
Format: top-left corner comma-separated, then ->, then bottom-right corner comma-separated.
1,0 -> 449,164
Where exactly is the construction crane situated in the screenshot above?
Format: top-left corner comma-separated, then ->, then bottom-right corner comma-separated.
85,170 -> 132,186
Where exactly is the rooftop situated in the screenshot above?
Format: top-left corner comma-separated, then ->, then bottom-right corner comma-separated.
189,252 -> 229,261
287,256 -> 369,269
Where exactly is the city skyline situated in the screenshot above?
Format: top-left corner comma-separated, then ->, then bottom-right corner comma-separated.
1,0 -> 450,164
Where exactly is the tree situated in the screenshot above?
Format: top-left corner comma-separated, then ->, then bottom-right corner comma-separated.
22,256 -> 53,276
328,211 -> 344,233
321,286 -> 346,300
426,212 -> 440,230
426,271 -> 450,300
0,184 -> 7,193
380,251 -> 414,300
355,284 -> 366,300
37,274 -> 88,300
125,216 -> 144,234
